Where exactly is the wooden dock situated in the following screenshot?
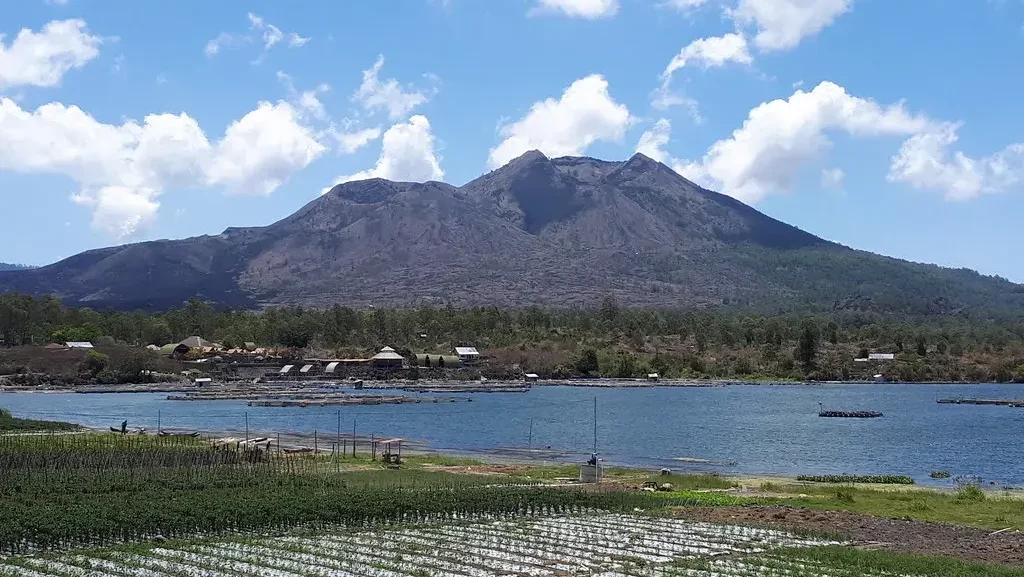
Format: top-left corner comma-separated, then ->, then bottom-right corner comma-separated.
937,398 -> 1024,407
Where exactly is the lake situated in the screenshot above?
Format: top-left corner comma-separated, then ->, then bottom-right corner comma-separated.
3,383 -> 1023,485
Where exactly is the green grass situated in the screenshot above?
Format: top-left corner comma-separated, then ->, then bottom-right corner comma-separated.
778,485 -> 1024,531
647,472 -> 737,491
0,408 -> 81,432
777,546 -> 1024,577
670,547 -> 1024,576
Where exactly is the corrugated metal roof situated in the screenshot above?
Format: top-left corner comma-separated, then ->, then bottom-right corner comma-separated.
372,351 -> 405,361
179,336 -> 213,349
455,347 -> 479,356
324,362 -> 339,373
299,364 -> 313,373
279,365 -> 294,374
65,342 -> 94,349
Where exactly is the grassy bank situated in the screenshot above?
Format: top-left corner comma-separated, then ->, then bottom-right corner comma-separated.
759,481 -> 1024,531
0,407 -> 81,432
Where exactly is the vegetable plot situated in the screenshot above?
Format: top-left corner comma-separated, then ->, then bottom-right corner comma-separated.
0,514 -> 843,577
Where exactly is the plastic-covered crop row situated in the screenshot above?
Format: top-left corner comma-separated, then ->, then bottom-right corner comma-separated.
0,514 -> 846,577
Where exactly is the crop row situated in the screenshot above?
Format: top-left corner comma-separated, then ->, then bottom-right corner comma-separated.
0,514 -> 844,577
0,482 -> 734,554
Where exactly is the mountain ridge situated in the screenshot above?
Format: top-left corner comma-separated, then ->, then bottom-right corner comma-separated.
1,151 -> 1021,316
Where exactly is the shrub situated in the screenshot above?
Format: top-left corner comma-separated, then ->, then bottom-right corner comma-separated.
832,489 -> 855,503
82,350 -> 109,377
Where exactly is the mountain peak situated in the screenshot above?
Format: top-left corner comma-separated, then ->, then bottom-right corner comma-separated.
4,152 -> 1021,315
513,149 -> 549,163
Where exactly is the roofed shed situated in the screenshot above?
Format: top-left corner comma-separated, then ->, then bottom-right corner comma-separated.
371,346 -> 405,368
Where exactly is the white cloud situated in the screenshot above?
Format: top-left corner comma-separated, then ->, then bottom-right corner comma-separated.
634,119 -> 697,178
729,0 -> 854,52
334,128 -> 382,154
353,55 -> 431,120
821,167 -> 844,189
656,33 -> 751,112
663,33 -> 752,78
330,115 -> 443,188
636,119 -> 673,164
205,13 -> 308,60
488,74 -> 632,168
204,32 -> 246,58
247,13 -> 282,51
677,81 -> 929,203
530,0 -> 619,19
0,96 -> 328,237
205,101 -> 325,195
0,19 -> 101,90
662,0 -> 709,10
676,80 -> 1023,204
889,124 -> 1024,201
658,1 -> 854,109
277,70 -> 381,156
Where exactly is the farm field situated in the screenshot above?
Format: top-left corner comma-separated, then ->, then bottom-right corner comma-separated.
1,415 -> 1022,575
1,514 -> 1021,577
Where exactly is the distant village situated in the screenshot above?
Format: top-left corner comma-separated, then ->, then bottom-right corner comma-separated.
57,337 -> 531,385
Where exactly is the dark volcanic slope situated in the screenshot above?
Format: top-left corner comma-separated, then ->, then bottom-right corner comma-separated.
2,151 -> 1022,314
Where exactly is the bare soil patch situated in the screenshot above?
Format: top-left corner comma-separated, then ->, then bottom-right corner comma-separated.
671,505 -> 1024,566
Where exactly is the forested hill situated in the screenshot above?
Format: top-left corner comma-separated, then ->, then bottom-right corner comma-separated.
0,151 -> 1021,316
0,263 -> 33,272
0,293 -> 1022,383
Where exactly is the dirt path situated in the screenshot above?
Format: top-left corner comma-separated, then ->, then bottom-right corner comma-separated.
672,505 -> 1024,566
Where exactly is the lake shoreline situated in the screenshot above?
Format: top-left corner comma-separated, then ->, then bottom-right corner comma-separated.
0,377 -> 1002,394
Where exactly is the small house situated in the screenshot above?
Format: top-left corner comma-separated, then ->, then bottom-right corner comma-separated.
524,373 -> 539,383
371,346 -> 405,368
455,346 -> 480,363
646,373 -> 660,382
868,353 -> 895,361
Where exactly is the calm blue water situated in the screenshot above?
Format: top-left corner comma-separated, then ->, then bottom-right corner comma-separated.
3,384 -> 1024,485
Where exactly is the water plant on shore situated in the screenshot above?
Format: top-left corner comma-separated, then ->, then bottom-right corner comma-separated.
796,475 -> 915,485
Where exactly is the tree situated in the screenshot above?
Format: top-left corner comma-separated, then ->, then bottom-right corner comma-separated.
796,320 -> 818,373
82,350 -> 109,377
826,321 -> 839,345
916,335 -> 927,357
599,296 -> 619,326
575,349 -> 599,375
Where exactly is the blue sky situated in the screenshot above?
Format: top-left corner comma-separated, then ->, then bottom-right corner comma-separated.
1,0 -> 1023,282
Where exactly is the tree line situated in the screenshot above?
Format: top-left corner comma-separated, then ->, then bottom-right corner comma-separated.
1,292 -> 1022,382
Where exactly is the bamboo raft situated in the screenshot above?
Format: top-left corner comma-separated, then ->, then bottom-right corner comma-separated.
938,398 -> 1024,407
247,395 -> 465,407
818,410 -> 883,418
